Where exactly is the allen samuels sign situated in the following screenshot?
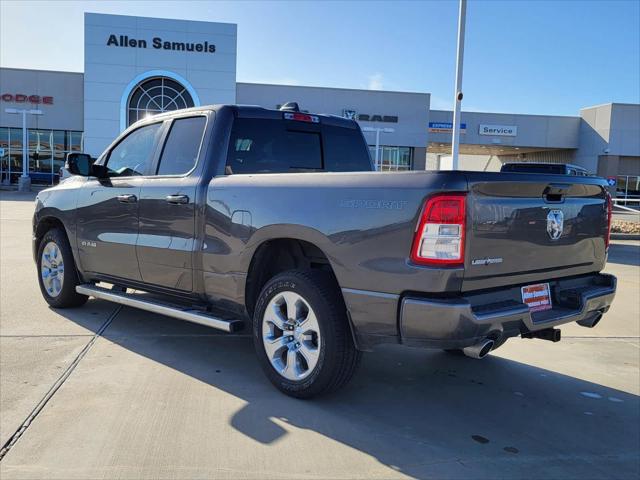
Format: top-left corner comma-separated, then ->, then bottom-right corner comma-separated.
479,124 -> 518,136
106,34 -> 216,53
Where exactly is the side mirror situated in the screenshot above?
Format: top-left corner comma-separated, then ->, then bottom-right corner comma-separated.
65,153 -> 94,176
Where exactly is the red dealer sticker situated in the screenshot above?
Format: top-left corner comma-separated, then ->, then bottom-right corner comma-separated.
521,283 -> 552,312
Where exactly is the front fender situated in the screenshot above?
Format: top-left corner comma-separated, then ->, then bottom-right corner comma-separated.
33,179 -> 84,271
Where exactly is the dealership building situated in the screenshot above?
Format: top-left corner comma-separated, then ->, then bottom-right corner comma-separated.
1,13 -> 639,196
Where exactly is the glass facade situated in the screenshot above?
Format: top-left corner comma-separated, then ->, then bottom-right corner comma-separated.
369,146 -> 413,172
0,127 -> 83,185
616,175 -> 640,200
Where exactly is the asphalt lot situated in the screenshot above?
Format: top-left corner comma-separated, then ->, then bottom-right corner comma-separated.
1,189 -> 639,479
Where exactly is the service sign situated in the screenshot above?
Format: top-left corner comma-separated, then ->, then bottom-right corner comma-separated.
428,122 -> 466,134
479,124 -> 517,136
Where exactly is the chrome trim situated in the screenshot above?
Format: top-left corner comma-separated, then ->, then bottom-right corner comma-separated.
341,288 -> 400,300
76,284 -> 242,333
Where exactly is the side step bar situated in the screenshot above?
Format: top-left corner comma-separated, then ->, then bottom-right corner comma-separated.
76,284 -> 244,333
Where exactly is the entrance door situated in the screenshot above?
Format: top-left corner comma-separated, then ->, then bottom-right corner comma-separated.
136,116 -> 207,291
76,122 -> 164,282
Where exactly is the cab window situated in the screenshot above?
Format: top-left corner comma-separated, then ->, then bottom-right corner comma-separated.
106,123 -> 163,177
156,116 -> 207,176
226,118 -> 321,174
225,118 -> 371,174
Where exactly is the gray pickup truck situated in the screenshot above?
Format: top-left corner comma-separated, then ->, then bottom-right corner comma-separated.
33,104 -> 616,398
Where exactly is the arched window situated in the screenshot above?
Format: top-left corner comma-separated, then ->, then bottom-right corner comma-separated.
127,77 -> 194,126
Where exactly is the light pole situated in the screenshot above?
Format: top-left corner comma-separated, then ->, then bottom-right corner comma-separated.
451,0 -> 467,170
362,127 -> 395,171
5,108 -> 43,191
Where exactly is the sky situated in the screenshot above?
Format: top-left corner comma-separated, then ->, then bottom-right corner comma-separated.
1,0 -> 639,116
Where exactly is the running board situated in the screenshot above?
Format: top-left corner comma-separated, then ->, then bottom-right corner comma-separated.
76,284 -> 244,333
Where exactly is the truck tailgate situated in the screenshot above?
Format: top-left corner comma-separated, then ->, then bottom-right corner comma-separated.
462,173 -> 610,292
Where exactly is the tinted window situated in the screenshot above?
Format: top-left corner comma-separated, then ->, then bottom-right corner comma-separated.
226,118 -> 372,174
323,125 -> 372,172
157,116 -> 206,175
227,118 -> 322,174
107,123 -> 162,177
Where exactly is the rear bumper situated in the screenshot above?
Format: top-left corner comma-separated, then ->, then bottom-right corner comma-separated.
399,273 -> 616,349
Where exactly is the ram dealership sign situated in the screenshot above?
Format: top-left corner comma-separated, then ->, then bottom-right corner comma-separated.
479,124 -> 518,136
342,109 -> 398,123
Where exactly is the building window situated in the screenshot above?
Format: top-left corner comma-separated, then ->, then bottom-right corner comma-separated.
616,175 -> 640,200
369,146 -> 413,171
0,127 -> 83,185
127,77 -> 194,126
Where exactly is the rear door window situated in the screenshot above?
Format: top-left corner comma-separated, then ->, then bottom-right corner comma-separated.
156,116 -> 207,176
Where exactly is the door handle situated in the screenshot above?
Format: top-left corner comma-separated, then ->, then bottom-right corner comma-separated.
117,194 -> 137,203
166,194 -> 189,205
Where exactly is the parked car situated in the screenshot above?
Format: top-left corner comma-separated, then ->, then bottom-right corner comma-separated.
500,162 -> 590,176
33,105 -> 616,397
58,166 -> 73,182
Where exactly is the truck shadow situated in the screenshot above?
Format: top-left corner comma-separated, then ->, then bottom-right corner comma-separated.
61,303 -> 640,479
607,242 -> 640,266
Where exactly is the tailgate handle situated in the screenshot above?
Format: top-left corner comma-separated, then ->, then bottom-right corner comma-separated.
543,183 -> 570,203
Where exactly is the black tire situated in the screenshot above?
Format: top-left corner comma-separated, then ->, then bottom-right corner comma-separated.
253,269 -> 361,399
36,227 -> 88,308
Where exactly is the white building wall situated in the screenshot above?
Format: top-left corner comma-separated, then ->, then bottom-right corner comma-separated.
576,103 -> 640,175
428,110 -> 581,150
0,69 -> 83,131
83,13 -> 237,157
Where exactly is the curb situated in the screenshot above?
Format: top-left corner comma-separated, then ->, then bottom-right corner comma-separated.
611,233 -> 640,241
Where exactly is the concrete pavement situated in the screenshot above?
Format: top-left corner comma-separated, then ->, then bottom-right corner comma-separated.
1,190 -> 639,479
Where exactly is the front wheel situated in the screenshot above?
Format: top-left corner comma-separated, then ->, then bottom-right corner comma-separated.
37,228 -> 88,308
253,269 -> 361,398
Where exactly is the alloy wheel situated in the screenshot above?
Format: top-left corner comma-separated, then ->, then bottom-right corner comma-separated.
262,291 -> 321,381
41,241 -> 65,297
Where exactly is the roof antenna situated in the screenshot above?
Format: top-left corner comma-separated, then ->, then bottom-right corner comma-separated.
279,102 -> 300,112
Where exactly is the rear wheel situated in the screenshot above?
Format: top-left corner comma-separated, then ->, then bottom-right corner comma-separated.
253,269 -> 361,398
37,228 -> 88,308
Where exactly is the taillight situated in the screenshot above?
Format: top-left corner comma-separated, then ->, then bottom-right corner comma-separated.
605,192 -> 613,249
283,112 -> 319,123
410,193 -> 466,266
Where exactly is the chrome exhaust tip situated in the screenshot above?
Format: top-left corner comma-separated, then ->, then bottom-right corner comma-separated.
462,339 -> 495,359
577,312 -> 603,328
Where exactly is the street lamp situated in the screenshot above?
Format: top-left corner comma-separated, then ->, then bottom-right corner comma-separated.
362,127 -> 395,171
5,108 -> 43,191
450,0 -> 467,170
